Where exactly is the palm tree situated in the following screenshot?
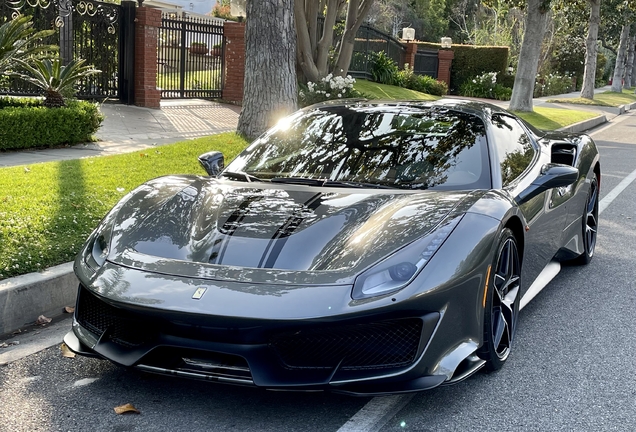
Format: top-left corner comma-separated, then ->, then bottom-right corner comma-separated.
14,58 -> 100,107
0,15 -> 57,75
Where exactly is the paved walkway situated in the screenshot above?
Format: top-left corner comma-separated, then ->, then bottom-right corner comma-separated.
0,99 -> 240,167
0,86 -> 624,168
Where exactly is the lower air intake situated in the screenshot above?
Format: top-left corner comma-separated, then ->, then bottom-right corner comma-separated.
270,318 -> 423,371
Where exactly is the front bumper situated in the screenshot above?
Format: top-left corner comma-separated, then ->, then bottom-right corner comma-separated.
65,285 -> 450,395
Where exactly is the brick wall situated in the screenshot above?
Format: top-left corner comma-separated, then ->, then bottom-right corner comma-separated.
404,42 -> 417,69
134,7 -> 161,108
223,21 -> 245,104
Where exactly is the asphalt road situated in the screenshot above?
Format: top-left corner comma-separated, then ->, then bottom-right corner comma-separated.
1,112 -> 636,432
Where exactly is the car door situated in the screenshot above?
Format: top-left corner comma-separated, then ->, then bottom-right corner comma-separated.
490,114 -> 569,290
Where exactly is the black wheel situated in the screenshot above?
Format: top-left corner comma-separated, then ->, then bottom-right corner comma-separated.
478,228 -> 521,372
573,173 -> 599,265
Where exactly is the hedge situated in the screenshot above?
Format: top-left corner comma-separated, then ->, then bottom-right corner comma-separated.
0,98 -> 103,150
416,42 -> 509,94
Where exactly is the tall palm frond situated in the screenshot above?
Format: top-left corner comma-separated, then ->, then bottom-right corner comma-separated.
14,57 -> 100,107
0,15 -> 58,75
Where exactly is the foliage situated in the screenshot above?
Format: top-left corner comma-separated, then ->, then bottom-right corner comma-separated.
211,0 -> 237,21
370,51 -> 400,85
0,98 -> 103,150
13,58 -> 100,107
533,72 -> 575,98
397,64 -> 447,96
0,132 -> 250,280
298,74 -> 361,107
0,15 -> 57,75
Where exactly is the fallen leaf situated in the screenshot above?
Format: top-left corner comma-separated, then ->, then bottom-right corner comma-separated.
60,343 -> 76,358
116,187 -> 125,193
64,306 -> 75,314
114,403 -> 140,415
24,167 -> 31,173
35,315 -> 52,325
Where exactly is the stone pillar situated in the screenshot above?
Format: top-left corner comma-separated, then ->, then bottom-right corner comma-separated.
437,49 -> 454,91
404,41 -> 417,70
223,21 -> 246,104
134,7 -> 161,108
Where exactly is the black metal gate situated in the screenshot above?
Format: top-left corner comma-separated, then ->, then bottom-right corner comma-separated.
0,0 -> 134,101
158,14 -> 224,99
414,50 -> 438,78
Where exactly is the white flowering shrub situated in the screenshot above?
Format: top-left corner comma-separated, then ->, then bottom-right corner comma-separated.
534,73 -> 575,98
459,71 -> 512,101
298,74 -> 361,107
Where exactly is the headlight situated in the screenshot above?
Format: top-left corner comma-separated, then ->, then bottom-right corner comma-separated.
352,215 -> 463,299
82,211 -> 118,272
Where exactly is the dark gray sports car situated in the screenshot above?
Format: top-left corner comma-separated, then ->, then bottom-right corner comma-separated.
64,99 -> 600,395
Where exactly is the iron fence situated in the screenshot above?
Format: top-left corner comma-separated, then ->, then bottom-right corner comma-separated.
348,25 -> 405,80
0,0 -> 129,100
414,50 -> 438,78
158,14 -> 224,99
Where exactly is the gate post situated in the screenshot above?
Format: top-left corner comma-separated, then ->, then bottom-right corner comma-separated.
134,7 -> 162,108
222,21 -> 245,104
404,42 -> 417,69
58,0 -> 73,66
437,49 -> 454,91
119,1 -> 136,104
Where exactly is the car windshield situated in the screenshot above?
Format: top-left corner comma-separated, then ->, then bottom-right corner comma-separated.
225,105 -> 491,190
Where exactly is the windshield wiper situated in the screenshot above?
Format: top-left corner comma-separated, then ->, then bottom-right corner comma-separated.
270,177 -> 394,189
219,171 -> 263,182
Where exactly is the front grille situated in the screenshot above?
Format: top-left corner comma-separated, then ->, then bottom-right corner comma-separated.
269,318 -> 423,371
76,287 -> 153,347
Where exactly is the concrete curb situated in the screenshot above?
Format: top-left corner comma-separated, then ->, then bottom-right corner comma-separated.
556,114 -> 607,134
0,263 -> 77,336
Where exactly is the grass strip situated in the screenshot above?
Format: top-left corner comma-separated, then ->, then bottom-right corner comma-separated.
354,79 -> 439,101
547,89 -> 636,107
0,132 -> 248,280
513,107 -> 598,131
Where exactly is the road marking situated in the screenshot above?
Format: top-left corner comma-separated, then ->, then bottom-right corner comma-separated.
599,166 -> 636,214
336,394 -> 414,432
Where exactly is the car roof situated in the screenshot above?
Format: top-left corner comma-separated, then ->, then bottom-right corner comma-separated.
304,98 -> 512,119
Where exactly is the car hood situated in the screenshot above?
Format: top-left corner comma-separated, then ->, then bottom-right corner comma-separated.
106,176 -> 479,284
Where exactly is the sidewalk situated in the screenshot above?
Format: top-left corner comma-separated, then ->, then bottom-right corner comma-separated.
0,99 -> 240,167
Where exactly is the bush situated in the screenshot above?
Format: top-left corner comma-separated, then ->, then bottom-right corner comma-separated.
299,74 -> 362,107
0,98 -> 103,150
460,72 -> 512,101
534,73 -> 575,98
395,64 -> 448,96
370,51 -> 399,85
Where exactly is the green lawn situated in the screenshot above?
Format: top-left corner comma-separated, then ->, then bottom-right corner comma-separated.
354,79 -> 439,101
547,89 -> 636,107
0,133 -> 248,280
513,107 -> 599,131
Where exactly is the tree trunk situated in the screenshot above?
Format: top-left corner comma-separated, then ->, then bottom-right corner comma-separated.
333,0 -> 374,77
626,37 -> 635,88
508,0 -> 550,112
237,0 -> 298,140
611,25 -> 630,93
580,0 -> 601,100
295,0 -> 345,83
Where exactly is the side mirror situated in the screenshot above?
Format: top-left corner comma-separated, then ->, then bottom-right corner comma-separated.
198,151 -> 224,177
516,163 -> 578,205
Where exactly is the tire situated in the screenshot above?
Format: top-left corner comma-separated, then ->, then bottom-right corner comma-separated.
573,173 -> 599,265
478,228 -> 521,372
